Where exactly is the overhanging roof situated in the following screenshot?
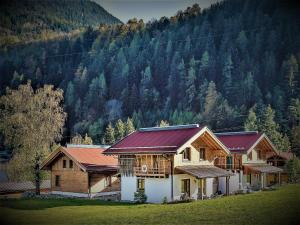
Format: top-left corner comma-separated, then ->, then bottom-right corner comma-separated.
41,146 -> 118,173
175,165 -> 234,179
244,164 -> 283,173
104,125 -> 230,155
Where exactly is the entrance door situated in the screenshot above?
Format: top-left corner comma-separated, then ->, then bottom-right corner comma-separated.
181,179 -> 190,197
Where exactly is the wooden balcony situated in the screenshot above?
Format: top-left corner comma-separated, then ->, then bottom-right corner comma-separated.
119,154 -> 171,178
214,154 -> 242,170
134,165 -> 171,178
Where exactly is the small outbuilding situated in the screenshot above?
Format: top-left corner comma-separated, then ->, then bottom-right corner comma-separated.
41,144 -> 119,198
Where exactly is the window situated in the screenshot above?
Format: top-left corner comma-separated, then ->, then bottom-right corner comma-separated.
55,175 -> 60,187
257,150 -> 261,160
199,148 -> 206,160
247,152 -> 252,161
226,156 -> 233,169
63,160 -> 67,168
183,147 -> 191,161
69,160 -> 73,168
137,179 -> 145,192
181,179 -> 190,196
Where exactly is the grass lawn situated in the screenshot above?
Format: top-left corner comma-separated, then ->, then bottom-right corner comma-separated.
0,184 -> 299,225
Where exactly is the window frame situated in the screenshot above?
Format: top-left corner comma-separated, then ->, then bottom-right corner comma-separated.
182,147 -> 191,161
137,178 -> 145,192
63,160 -> 67,168
55,175 -> 60,187
69,160 -> 73,168
181,179 -> 190,196
199,148 -> 206,161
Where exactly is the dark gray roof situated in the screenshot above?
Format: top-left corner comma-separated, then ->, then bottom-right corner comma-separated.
175,165 -> 234,179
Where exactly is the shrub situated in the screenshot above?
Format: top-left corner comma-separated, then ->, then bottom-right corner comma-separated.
134,191 -> 147,203
162,196 -> 168,204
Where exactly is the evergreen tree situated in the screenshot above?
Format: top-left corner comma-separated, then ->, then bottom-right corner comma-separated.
115,119 -> 125,141
159,120 -> 169,127
104,122 -> 115,145
185,57 -> 197,110
244,107 -> 258,131
125,118 -> 135,135
260,105 -> 290,151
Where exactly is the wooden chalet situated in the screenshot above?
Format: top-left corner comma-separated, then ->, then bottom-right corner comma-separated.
41,144 -> 119,197
216,131 -> 283,191
104,124 -> 233,203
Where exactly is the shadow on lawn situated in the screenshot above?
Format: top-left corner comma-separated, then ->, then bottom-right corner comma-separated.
0,198 -> 134,210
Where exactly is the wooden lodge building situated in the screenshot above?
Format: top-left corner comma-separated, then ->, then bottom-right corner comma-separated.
41,144 -> 119,197
104,124 -> 234,203
216,131 -> 283,191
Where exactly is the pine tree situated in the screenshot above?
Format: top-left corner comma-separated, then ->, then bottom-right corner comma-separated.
244,107 -> 258,131
83,133 -> 93,145
260,105 -> 290,151
125,118 -> 135,135
104,122 -> 115,145
282,54 -> 298,96
185,57 -> 197,110
115,119 -> 125,141
71,134 -> 83,144
159,120 -> 169,127
222,53 -> 233,100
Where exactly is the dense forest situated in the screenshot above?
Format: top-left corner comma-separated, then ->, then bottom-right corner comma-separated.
0,0 -> 300,155
0,0 -> 121,46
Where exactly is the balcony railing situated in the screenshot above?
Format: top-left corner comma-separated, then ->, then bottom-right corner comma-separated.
133,165 -> 171,177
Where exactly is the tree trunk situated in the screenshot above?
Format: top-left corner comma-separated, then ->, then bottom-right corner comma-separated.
35,162 -> 41,195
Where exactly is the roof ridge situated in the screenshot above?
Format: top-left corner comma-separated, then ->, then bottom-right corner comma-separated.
139,124 -> 200,132
215,131 -> 259,136
66,144 -> 110,149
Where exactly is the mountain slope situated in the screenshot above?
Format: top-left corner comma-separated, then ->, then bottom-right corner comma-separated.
0,0 -> 122,46
0,0 -> 300,153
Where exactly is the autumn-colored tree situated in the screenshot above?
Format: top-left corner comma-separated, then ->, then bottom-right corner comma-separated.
0,81 -> 66,195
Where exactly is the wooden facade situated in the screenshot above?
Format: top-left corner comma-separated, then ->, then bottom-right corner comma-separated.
42,146 -> 118,195
119,154 -> 172,178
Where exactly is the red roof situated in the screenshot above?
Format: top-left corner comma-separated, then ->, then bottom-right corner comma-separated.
64,147 -> 118,167
215,131 -> 262,152
104,125 -> 203,154
42,145 -> 118,172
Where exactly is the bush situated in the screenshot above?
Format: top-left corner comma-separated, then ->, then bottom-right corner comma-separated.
134,191 -> 147,203
162,196 -> 168,204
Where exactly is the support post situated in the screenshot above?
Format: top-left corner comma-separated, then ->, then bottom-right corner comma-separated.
278,172 -> 281,186
201,178 -> 204,200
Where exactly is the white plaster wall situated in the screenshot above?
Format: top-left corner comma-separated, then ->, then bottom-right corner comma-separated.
121,176 -> 136,201
206,178 -> 213,197
173,174 -> 198,200
174,145 -> 213,167
218,171 -> 243,194
145,178 -> 171,203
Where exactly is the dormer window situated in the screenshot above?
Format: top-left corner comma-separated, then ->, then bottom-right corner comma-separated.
199,148 -> 206,160
183,147 -> 191,161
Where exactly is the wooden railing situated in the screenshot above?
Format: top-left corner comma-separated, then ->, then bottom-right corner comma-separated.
133,165 -> 171,177
119,155 -> 171,177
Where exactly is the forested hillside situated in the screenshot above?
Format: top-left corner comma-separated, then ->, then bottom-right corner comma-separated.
0,0 -> 121,46
1,0 -> 300,154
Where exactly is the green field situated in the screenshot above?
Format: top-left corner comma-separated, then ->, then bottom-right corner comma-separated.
1,184 -> 299,225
